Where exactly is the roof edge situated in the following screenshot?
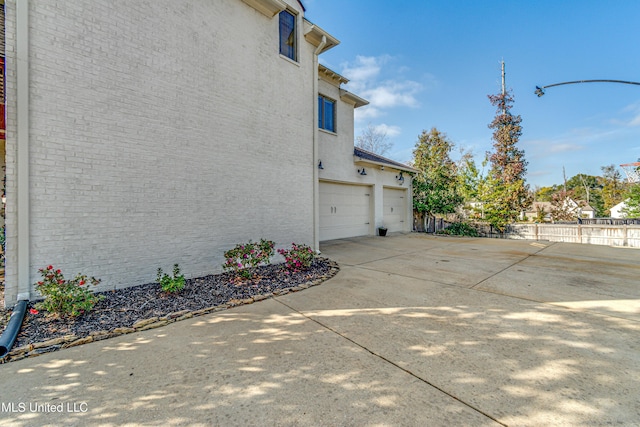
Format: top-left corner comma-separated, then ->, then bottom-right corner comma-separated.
353,147 -> 418,172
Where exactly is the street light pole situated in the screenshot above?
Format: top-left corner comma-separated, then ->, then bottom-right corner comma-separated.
535,79 -> 640,97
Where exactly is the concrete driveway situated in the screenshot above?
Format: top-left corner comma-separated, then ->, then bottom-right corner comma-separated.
0,234 -> 638,426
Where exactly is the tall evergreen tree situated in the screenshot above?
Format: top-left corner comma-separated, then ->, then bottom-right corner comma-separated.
482,90 -> 531,231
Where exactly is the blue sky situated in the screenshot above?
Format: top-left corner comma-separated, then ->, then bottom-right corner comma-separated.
304,0 -> 640,188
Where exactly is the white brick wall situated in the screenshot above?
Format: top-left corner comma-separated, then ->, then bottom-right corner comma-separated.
317,77 -> 413,236
4,0 -> 317,305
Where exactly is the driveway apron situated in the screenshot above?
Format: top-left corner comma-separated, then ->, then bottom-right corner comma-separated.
0,234 -> 638,426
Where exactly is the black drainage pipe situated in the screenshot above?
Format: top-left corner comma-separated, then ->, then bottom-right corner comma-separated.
0,300 -> 28,358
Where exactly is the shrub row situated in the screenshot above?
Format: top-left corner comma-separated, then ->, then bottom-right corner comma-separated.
34,240 -> 315,317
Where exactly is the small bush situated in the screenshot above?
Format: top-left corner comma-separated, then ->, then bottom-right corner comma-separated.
438,222 -> 479,237
278,243 -> 315,272
35,265 -> 103,317
157,264 -> 186,293
223,239 -> 275,279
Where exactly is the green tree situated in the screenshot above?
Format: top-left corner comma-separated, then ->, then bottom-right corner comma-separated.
535,186 -> 557,202
412,128 -> 463,226
621,184 -> 640,217
482,90 -> 531,231
565,174 -> 604,216
455,148 -> 481,204
600,164 -> 625,214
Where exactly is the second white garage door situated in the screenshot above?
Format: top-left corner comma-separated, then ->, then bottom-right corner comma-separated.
319,182 -> 372,241
383,187 -> 407,232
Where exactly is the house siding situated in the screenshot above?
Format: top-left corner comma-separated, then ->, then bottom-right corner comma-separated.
4,0 -> 315,305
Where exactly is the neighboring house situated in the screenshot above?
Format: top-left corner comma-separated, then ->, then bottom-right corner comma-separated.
522,201 -> 552,222
2,0 -> 402,306
566,199 -> 596,219
578,202 -> 596,219
610,200 -> 628,218
522,199 -> 595,222
316,64 -> 415,240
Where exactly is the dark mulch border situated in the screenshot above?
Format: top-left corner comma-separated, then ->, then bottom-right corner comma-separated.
0,258 -> 338,363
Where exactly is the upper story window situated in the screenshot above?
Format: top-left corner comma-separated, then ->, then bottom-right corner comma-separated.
279,10 -> 297,61
318,95 -> 336,132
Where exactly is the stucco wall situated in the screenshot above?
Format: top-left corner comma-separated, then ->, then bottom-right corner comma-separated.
4,0 -> 316,305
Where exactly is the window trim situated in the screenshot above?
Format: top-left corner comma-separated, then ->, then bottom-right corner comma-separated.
279,9 -> 297,62
318,94 -> 336,133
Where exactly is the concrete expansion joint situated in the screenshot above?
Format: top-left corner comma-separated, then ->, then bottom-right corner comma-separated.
469,242 -> 556,291
274,298 -> 508,426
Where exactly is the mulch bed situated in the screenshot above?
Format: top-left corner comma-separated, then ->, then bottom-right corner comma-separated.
0,258 -> 335,359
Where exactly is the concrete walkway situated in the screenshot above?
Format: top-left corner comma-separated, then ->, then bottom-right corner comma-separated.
0,234 -> 638,426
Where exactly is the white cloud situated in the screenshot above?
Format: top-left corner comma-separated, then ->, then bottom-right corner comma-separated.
340,55 -> 389,91
361,81 -> 422,109
354,106 -> 382,121
372,123 -> 402,137
340,55 -> 423,121
609,102 -> 640,127
549,143 -> 585,153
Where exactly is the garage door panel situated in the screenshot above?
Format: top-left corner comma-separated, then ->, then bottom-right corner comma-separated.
320,182 -> 372,241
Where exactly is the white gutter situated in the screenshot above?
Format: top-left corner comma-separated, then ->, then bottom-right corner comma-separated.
312,35 -> 326,251
16,0 -> 30,301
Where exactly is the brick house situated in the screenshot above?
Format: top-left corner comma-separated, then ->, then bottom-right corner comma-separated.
2,0 -> 413,306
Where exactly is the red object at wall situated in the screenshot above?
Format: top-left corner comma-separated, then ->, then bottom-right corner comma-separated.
0,104 -> 5,135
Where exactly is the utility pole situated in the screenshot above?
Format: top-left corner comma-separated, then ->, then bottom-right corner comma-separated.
501,60 -> 506,114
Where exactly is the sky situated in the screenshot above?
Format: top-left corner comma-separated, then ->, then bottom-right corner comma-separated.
304,0 -> 640,188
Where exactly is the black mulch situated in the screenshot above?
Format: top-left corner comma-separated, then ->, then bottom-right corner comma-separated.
1,259 -> 333,350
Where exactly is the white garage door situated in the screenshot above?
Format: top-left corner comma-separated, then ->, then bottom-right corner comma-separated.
320,182 -> 372,241
383,187 -> 407,232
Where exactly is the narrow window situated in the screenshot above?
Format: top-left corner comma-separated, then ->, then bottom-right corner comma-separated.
279,10 -> 296,61
318,95 -> 336,132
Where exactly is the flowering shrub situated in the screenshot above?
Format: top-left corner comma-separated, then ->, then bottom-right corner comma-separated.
278,243 -> 315,272
35,265 -> 103,317
223,239 -> 275,279
157,264 -> 185,293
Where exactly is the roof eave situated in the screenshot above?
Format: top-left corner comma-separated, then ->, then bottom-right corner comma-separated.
340,89 -> 369,108
303,20 -> 340,54
241,0 -> 287,17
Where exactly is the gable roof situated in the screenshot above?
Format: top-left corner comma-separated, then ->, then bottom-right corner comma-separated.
353,147 -> 417,172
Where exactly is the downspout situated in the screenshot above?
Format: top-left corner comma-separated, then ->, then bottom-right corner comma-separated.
0,299 -> 26,358
312,35 -> 326,251
16,0 -> 31,302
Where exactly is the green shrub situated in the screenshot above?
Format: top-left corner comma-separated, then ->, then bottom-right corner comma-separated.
35,265 -> 103,317
157,264 -> 186,293
278,243 -> 315,272
223,239 -> 275,279
438,222 -> 479,237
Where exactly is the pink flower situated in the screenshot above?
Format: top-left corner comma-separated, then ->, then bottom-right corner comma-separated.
47,265 -> 53,270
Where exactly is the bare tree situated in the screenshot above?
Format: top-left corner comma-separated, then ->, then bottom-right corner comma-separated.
355,123 -> 393,156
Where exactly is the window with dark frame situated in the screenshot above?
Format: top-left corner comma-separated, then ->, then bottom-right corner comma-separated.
279,10 -> 296,61
318,95 -> 336,132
